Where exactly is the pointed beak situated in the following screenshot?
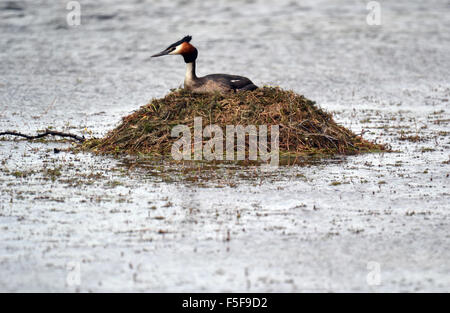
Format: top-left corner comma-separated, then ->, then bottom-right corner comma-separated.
151,48 -> 171,57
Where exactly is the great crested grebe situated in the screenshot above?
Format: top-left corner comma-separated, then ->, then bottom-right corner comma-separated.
151,36 -> 258,93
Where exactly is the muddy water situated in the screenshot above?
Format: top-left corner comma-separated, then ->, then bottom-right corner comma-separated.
0,0 -> 449,292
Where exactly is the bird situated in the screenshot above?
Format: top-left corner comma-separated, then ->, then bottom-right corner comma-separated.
151,35 -> 258,93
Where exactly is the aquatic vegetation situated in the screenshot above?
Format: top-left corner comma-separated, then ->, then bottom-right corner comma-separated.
82,87 -> 385,159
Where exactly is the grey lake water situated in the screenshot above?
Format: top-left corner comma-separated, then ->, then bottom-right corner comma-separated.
0,0 -> 449,292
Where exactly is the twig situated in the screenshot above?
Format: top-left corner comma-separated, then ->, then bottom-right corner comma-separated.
0,130 -> 85,142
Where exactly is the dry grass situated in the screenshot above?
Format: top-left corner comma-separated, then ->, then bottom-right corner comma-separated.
82,87 -> 385,158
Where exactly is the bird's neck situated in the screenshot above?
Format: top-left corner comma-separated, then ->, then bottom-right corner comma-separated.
185,61 -> 197,87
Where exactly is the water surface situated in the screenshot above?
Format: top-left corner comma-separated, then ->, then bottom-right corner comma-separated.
0,0 -> 449,291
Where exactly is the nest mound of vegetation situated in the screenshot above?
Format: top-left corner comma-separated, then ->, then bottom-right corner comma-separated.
83,87 -> 384,158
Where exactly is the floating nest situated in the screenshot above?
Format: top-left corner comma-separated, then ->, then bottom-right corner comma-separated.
82,87 -> 384,160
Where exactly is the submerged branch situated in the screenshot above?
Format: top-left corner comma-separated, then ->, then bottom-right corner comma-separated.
0,130 -> 85,142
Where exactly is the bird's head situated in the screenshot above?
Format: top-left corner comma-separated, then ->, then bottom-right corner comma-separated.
151,35 -> 198,63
